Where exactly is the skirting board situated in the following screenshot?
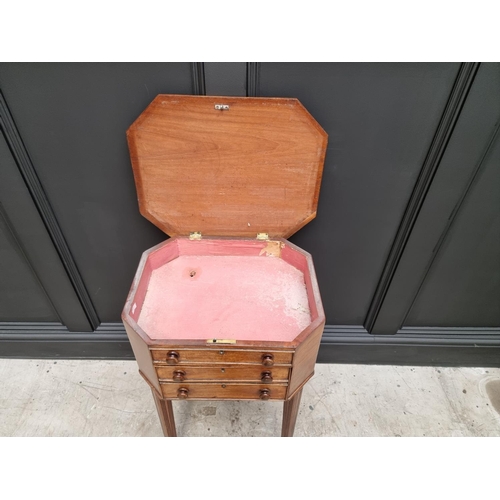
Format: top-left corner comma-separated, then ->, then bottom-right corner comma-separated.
319,326 -> 500,367
1,323 -> 499,367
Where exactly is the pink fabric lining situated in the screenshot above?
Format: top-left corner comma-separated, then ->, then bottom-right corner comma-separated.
138,255 -> 311,342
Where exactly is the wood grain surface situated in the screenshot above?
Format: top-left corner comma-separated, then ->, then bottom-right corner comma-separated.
282,387 -> 303,437
151,388 -> 176,437
160,382 -> 287,400
151,348 -> 293,365
123,320 -> 161,394
287,322 -> 325,396
156,365 -> 290,382
127,95 -> 327,238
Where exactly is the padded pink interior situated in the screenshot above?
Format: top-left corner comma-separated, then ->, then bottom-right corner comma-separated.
137,254 -> 311,342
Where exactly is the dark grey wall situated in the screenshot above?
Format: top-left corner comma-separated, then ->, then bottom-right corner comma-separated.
0,63 -> 191,324
406,126 -> 500,327
369,62 -> 500,334
0,62 -> 499,365
258,63 -> 460,325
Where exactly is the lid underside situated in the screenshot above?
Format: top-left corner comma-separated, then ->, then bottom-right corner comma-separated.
127,95 -> 327,238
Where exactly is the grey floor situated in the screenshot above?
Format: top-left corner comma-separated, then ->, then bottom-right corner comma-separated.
1,359 -> 499,437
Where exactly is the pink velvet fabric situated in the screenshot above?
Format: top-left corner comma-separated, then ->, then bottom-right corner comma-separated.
138,255 -> 311,342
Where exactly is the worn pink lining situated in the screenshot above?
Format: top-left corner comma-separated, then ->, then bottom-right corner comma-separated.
138,255 -> 311,342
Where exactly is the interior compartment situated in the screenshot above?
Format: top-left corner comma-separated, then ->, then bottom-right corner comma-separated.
128,238 -> 318,342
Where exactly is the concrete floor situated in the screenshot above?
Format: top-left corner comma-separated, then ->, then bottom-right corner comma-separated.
1,359 -> 499,437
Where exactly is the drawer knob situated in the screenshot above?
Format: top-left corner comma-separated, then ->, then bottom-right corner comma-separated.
166,351 -> 180,365
173,370 -> 186,382
260,389 -> 271,401
261,371 -> 273,383
262,353 -> 274,366
177,387 -> 189,399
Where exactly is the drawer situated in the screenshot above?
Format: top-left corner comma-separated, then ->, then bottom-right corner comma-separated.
160,382 -> 287,400
151,348 -> 293,366
156,365 -> 290,382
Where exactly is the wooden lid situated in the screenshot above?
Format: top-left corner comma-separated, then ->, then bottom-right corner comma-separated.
127,95 -> 327,238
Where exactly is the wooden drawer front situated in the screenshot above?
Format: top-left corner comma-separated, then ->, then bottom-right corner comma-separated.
160,383 -> 287,400
151,348 -> 293,366
156,365 -> 290,382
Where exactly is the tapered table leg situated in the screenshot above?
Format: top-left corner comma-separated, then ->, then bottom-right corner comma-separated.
151,389 -> 176,437
281,388 -> 303,437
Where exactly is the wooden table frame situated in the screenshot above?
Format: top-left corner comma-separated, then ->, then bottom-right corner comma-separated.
150,385 -> 304,437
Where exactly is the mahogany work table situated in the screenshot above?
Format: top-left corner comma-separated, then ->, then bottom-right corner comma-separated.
122,95 -> 328,436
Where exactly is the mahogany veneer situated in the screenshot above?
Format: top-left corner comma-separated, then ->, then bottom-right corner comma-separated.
122,95 -> 327,436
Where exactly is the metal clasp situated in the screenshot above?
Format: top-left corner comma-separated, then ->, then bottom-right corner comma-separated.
214,104 -> 230,110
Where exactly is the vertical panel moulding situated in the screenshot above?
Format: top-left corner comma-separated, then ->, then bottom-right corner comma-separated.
364,62 -> 480,334
0,90 -> 98,331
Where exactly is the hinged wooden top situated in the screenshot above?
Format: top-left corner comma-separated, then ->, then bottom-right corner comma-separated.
127,95 -> 327,238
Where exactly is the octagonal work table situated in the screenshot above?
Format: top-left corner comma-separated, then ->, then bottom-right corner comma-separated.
122,95 -> 327,436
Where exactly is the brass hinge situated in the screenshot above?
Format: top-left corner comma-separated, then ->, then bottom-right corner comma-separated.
189,232 -> 202,240
256,233 -> 269,240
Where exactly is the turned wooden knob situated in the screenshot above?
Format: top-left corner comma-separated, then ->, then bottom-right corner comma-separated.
262,353 -> 274,366
166,351 -> 180,365
261,371 -> 273,383
173,370 -> 186,382
177,387 -> 189,399
260,389 -> 271,400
